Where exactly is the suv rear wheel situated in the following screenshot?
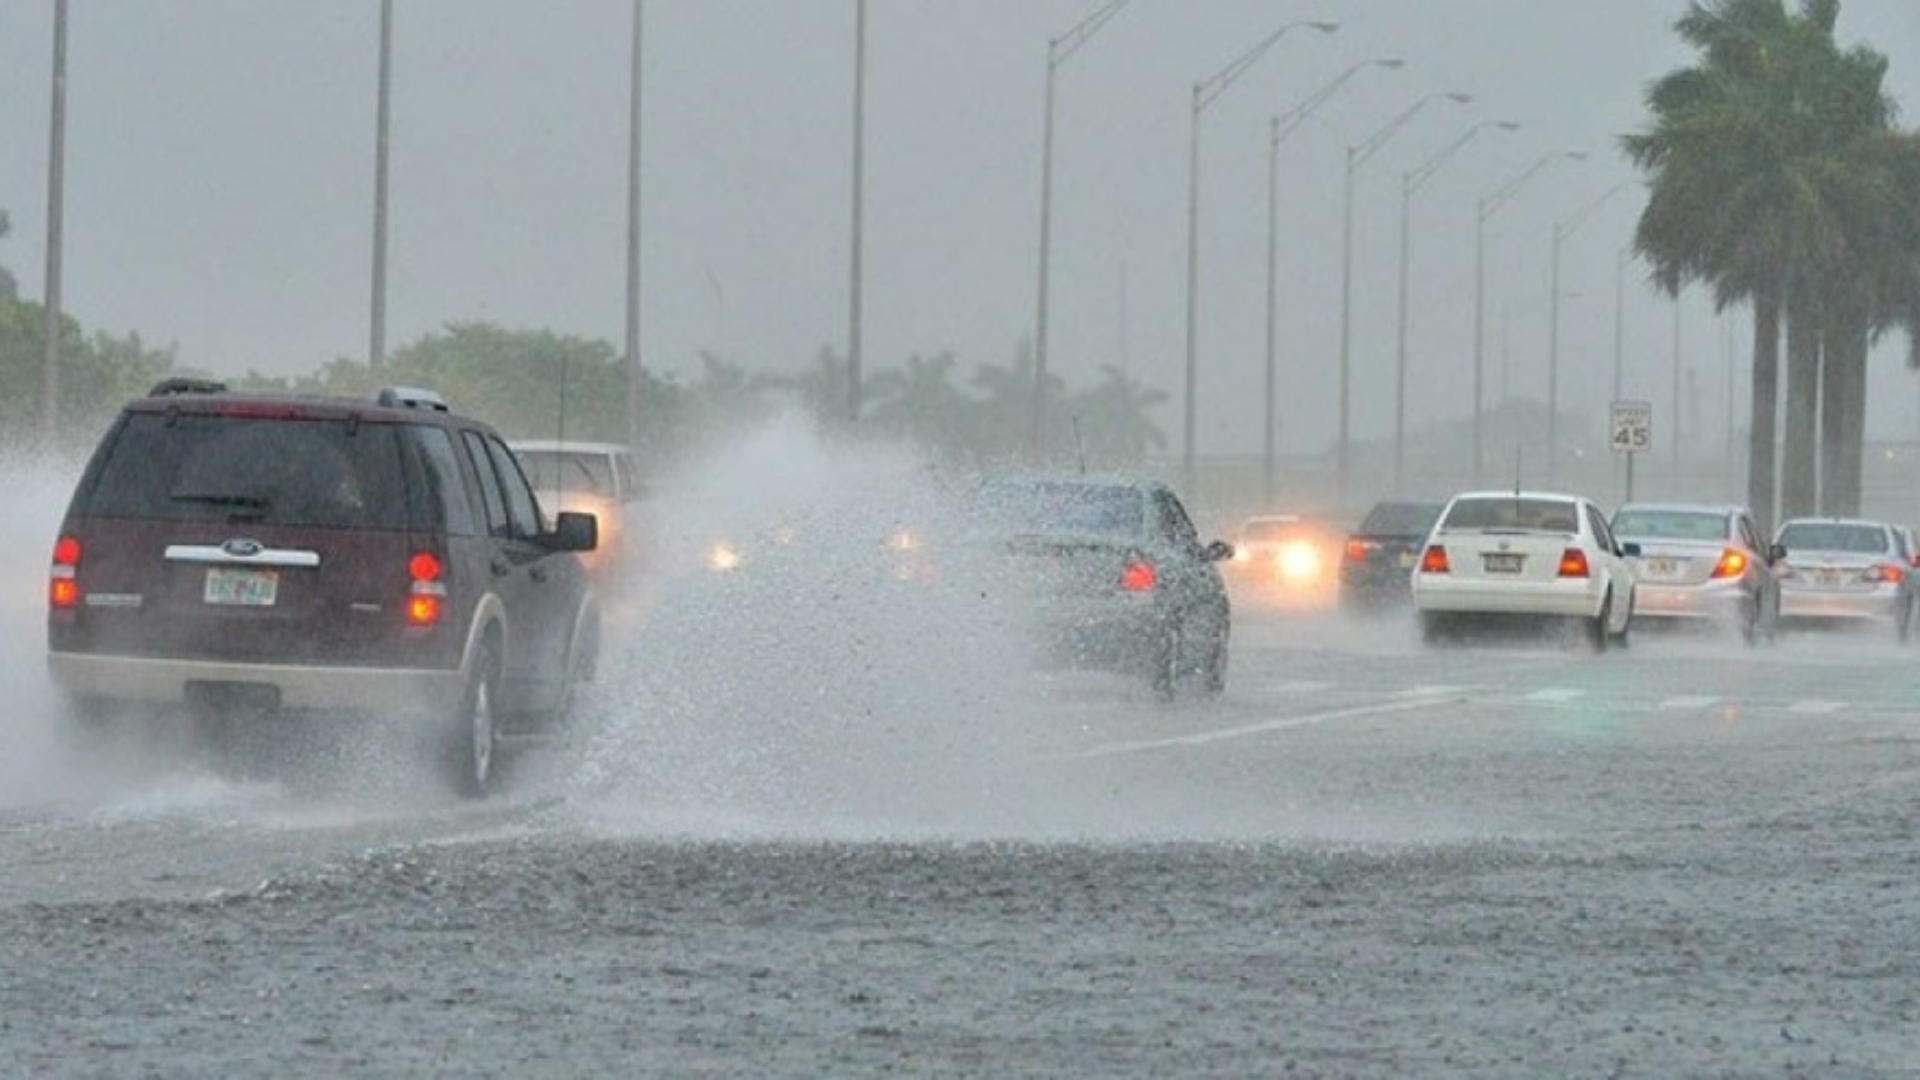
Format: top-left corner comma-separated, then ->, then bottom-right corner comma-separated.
446,640 -> 501,798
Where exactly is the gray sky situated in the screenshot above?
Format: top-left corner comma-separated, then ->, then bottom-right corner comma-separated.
5,0 -> 1920,458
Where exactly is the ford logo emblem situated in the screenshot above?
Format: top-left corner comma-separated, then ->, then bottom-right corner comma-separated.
223,538 -> 264,558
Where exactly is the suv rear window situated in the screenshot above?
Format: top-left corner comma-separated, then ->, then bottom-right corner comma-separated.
76,413 -> 410,529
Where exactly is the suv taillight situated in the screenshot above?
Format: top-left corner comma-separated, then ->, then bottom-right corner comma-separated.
49,535 -> 81,610
1120,559 -> 1157,592
407,550 -> 446,626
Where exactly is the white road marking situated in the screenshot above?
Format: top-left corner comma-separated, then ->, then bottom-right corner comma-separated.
1052,696 -> 1457,760
1657,695 -> 1720,710
1526,688 -> 1586,703
1787,700 -> 1847,714
1398,684 -> 1469,698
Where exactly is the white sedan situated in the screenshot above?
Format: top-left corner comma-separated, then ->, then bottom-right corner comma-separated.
1411,490 -> 1638,651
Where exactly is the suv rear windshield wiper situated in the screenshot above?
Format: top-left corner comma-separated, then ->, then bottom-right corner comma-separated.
170,492 -> 271,519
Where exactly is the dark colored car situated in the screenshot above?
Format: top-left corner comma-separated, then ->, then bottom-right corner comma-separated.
46,380 -> 601,796
969,475 -> 1233,700
1338,499 -> 1444,609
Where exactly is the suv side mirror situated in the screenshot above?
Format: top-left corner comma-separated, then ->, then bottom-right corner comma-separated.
1201,539 -> 1234,563
546,511 -> 598,553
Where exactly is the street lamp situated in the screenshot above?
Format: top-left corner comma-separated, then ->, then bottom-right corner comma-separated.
1472,149 -> 1585,485
1261,57 -> 1403,507
370,0 -> 392,373
1391,118 -> 1518,494
1183,18 -> 1338,495
41,0 -> 70,448
847,0 -> 868,425
1547,180 -> 1628,485
1336,90 -> 1471,502
1033,0 -> 1132,462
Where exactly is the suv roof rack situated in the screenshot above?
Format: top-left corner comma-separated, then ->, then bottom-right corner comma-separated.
376,386 -> 451,412
147,376 -> 229,398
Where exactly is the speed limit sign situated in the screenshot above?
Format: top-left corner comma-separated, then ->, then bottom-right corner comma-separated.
1610,400 -> 1652,454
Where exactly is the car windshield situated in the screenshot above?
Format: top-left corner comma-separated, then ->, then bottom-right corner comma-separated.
77,413 -> 409,529
1357,502 -> 1443,535
1240,519 -> 1320,542
516,449 -> 615,498
1439,497 -> 1579,534
1611,509 -> 1728,541
1775,522 -> 1891,554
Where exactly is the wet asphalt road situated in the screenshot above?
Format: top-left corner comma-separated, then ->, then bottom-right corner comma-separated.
3,598 -> 1920,1077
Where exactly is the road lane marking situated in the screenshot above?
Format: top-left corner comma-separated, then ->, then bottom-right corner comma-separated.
1657,695 -> 1720,710
1525,688 -> 1585,703
1048,696 -> 1457,760
1398,684 -> 1469,698
1788,700 -> 1847,714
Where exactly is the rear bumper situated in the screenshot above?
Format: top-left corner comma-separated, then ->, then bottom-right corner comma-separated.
1776,588 -> 1903,621
1631,580 -> 1749,620
1412,575 -> 1602,618
47,652 -> 467,715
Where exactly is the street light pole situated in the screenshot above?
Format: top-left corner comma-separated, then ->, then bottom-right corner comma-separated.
41,0 -> 69,450
1611,246 -> 1626,401
1336,90 -> 1471,503
1262,57 -> 1402,507
370,0 -> 392,373
1546,180 -> 1627,486
1182,19 -> 1338,495
846,0 -> 867,425
1392,118 -> 1517,494
1472,149 -> 1585,486
624,0 -> 644,450
1032,0 -> 1131,463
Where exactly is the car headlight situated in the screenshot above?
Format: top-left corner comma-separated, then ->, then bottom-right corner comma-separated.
1277,541 -> 1323,582
705,540 -> 743,573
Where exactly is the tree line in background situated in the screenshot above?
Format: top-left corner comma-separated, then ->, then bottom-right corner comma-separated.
0,211 -> 1165,472
1628,0 -> 1920,527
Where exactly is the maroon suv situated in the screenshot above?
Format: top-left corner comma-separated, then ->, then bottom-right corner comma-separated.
46,380 -> 601,796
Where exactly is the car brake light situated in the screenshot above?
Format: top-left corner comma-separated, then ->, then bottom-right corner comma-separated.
1710,548 -> 1748,579
1418,545 -> 1449,574
1866,563 -> 1905,584
406,550 -> 446,626
1557,548 -> 1590,578
1120,559 -> 1157,592
49,535 -> 81,610
1345,538 -> 1375,562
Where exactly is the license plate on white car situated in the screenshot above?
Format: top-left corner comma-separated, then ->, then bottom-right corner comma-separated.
1644,557 -> 1680,578
204,567 -> 279,606
1483,552 -> 1524,574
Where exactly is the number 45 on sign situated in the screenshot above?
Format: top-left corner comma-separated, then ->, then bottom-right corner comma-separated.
1610,400 -> 1652,454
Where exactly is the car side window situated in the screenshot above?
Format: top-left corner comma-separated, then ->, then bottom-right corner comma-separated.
1154,490 -> 1201,548
410,426 -> 477,537
1738,515 -> 1763,552
483,436 -> 545,540
1586,504 -> 1615,551
461,430 -> 511,538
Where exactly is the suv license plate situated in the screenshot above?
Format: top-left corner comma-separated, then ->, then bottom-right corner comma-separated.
1483,552 -> 1524,574
204,567 -> 279,607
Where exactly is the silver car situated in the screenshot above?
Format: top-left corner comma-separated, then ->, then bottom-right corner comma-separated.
1610,502 -> 1777,644
1771,517 -> 1920,641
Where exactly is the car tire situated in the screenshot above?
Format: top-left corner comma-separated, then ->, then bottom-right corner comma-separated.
1419,611 -> 1448,647
1899,599 -> 1915,644
1199,612 -> 1229,697
446,639 -> 501,799
542,609 -> 600,731
1588,594 -> 1611,654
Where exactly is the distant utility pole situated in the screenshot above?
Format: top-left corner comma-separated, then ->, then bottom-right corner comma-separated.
845,0 -> 867,425
369,0 -> 393,373
624,0 -> 644,449
41,0 -> 69,449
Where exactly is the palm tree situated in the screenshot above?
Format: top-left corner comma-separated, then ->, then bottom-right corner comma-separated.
1626,0 -> 1904,525
865,350 -> 974,459
1061,364 -> 1169,468
969,341 -> 1065,466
